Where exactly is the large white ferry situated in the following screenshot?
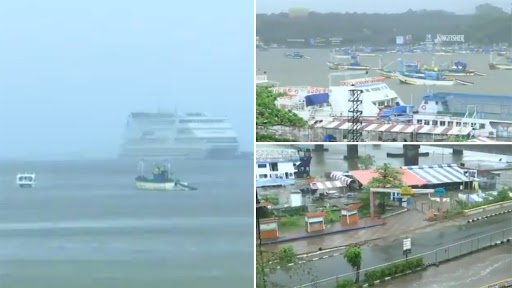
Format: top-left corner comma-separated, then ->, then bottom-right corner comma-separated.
119,111 -> 240,159
273,71 -> 404,121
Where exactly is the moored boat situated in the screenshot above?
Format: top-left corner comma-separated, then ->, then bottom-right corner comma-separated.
135,162 -> 197,191
284,51 -> 309,59
327,54 -> 370,70
489,53 -> 512,70
397,72 -> 473,86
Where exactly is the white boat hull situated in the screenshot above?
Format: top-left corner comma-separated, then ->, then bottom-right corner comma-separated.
442,71 -> 486,76
490,64 -> 512,70
376,70 -> 397,78
327,62 -> 370,70
397,73 -> 455,86
135,181 -> 193,191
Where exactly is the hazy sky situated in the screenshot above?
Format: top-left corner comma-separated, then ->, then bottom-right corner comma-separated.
256,0 -> 511,14
0,1 -> 253,160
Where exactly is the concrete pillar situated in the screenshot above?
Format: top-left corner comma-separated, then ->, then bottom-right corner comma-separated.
453,149 -> 463,156
312,144 -> 329,152
343,144 -> 359,160
403,144 -> 420,166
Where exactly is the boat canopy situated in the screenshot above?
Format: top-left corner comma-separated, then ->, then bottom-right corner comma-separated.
305,93 -> 329,107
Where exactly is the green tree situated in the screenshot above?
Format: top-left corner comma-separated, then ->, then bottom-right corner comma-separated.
257,5 -> 512,45
343,246 -> 363,283
357,154 -> 375,170
256,245 -> 317,287
360,163 -> 404,216
256,86 -> 307,142
261,194 -> 279,205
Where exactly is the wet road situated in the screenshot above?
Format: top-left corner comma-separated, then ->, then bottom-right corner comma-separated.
378,244 -> 512,288
267,213 -> 512,287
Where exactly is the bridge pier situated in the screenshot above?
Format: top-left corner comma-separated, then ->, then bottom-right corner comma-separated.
453,149 -> 463,156
343,144 -> 359,160
312,144 -> 329,152
403,144 -> 420,166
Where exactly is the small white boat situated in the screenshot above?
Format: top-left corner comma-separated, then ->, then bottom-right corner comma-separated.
489,53 -> 512,70
16,173 -> 36,188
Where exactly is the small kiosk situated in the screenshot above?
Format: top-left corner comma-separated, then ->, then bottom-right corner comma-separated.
341,204 -> 362,226
259,218 -> 279,240
305,212 -> 326,233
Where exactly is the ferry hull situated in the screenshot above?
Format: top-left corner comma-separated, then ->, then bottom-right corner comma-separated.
135,181 -> 197,191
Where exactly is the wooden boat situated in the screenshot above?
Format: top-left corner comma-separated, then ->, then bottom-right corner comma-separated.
327,54 -> 370,70
376,69 -> 397,78
135,162 -> 197,191
489,53 -> 512,70
397,72 -> 473,86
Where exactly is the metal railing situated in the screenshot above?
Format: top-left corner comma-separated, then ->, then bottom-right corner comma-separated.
295,228 -> 512,288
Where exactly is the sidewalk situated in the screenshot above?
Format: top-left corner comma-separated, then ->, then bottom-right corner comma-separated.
261,218 -> 385,246
262,207 -> 512,255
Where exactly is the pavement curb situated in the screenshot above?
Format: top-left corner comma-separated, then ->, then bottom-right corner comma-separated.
466,209 -> 512,224
261,222 -> 385,246
268,251 -> 344,269
359,238 -> 512,287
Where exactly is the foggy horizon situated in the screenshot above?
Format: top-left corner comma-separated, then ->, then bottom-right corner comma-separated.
256,0 -> 511,14
0,1 -> 253,161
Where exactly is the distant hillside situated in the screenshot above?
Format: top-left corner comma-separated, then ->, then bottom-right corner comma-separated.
256,3 -> 512,45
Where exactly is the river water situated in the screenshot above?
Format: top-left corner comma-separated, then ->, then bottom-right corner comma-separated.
0,159 -> 253,288
257,49 -> 512,106
300,144 -> 512,187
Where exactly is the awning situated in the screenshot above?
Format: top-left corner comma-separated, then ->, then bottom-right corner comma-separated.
401,164 -> 466,184
350,169 -> 426,186
309,121 -> 473,136
330,172 -> 354,186
310,180 -> 345,190
364,124 -> 473,135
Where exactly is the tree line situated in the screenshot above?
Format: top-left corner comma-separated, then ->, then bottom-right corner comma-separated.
256,3 -> 512,45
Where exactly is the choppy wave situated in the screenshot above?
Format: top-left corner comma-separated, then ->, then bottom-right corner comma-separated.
0,217 -> 252,231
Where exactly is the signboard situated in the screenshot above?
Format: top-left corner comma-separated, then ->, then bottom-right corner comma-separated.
403,238 -> 412,255
396,36 -> 404,45
405,35 -> 412,44
329,37 -> 343,45
340,77 -> 385,86
434,187 -> 446,198
463,170 -> 477,178
435,34 -> 465,43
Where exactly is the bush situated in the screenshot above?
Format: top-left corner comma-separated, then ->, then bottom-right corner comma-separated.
335,279 -> 362,288
364,257 -> 423,283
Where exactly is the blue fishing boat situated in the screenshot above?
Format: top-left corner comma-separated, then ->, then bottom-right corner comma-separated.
284,51 -> 310,59
135,161 -> 197,191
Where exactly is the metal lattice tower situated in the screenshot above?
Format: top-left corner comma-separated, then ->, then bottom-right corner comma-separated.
348,89 -> 363,142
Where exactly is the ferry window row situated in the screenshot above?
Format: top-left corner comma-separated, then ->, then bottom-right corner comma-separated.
416,119 -> 485,129
363,86 -> 388,93
257,172 -> 295,179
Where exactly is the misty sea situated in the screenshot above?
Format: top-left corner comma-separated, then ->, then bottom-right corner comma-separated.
0,159 -> 253,288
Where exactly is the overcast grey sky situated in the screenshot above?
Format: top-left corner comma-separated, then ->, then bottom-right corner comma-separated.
0,0 -> 252,160
256,0 -> 511,14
